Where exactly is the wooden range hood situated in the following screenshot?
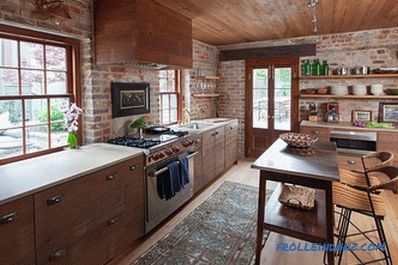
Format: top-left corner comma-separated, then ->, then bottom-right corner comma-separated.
94,0 -> 193,68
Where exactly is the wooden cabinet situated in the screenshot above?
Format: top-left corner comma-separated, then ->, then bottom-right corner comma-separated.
193,135 -> 204,193
34,156 -> 144,265
377,132 -> 398,166
0,197 -> 35,265
301,126 -> 330,142
337,155 -> 363,171
94,0 -> 192,68
214,126 -> 226,176
225,121 -> 239,167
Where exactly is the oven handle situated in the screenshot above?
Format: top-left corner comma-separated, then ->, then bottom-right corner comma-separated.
149,151 -> 198,177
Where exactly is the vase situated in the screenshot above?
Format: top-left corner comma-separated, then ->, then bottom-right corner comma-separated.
67,132 -> 79,149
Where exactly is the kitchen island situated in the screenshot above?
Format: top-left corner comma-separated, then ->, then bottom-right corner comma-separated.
252,139 -> 340,265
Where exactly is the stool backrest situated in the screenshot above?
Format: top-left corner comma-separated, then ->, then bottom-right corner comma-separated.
361,152 -> 394,172
369,166 -> 398,194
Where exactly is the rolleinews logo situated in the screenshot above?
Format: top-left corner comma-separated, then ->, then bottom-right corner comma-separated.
276,242 -> 386,252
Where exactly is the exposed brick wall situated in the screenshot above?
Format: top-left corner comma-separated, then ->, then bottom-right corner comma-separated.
0,1 -> 218,144
218,28 -> 398,156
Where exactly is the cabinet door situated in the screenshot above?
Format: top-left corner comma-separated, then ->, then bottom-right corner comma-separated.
202,129 -> 216,186
301,126 -> 330,142
214,126 -> 225,176
0,197 -> 35,265
377,132 -> 398,166
225,122 -> 239,167
193,135 -> 204,193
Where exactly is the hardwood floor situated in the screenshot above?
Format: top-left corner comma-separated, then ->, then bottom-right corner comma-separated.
118,160 -> 398,265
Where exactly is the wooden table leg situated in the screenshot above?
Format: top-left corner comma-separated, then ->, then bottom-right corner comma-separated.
325,182 -> 334,265
255,174 -> 266,265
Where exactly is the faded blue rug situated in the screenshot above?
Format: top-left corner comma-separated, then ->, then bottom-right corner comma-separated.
132,181 -> 270,265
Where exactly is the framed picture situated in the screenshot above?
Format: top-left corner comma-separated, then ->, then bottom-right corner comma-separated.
111,82 -> 150,118
352,110 -> 372,122
379,102 -> 398,123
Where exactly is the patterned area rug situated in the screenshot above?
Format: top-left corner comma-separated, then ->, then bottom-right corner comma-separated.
132,181 -> 270,265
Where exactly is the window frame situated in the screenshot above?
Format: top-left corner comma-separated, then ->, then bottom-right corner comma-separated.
159,69 -> 182,125
0,24 -> 81,165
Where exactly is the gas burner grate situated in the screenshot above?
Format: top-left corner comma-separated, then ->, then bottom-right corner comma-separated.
108,137 -> 161,148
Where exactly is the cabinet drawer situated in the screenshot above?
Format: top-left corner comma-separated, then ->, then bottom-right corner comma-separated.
0,197 -> 35,265
301,126 -> 330,142
337,155 -> 363,172
37,205 -> 125,265
35,163 -> 125,246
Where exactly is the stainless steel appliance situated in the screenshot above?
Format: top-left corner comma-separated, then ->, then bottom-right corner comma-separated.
330,130 -> 377,155
108,130 -> 199,233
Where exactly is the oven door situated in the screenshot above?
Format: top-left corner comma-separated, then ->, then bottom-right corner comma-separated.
145,151 -> 197,233
330,130 -> 377,156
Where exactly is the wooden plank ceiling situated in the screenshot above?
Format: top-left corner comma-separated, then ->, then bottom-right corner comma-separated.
154,0 -> 398,45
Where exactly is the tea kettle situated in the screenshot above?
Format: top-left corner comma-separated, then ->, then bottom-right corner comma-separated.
325,108 -> 339,123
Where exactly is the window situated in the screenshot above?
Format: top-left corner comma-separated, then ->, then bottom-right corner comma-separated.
0,25 -> 80,165
159,70 -> 181,125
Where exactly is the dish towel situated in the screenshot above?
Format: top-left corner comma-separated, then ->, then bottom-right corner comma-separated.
157,162 -> 179,200
168,161 -> 182,196
179,156 -> 190,187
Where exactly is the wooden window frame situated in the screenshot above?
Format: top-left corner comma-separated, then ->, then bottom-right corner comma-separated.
0,24 -> 81,165
159,70 -> 182,125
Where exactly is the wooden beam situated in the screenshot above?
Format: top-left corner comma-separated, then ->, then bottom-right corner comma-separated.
219,44 -> 316,61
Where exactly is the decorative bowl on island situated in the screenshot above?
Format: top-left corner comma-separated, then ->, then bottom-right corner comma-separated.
280,133 -> 319,148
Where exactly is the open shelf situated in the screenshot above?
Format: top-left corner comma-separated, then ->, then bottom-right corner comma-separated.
192,93 -> 221,98
264,183 -> 327,243
300,94 -> 398,99
191,75 -> 220,80
300,74 -> 398,80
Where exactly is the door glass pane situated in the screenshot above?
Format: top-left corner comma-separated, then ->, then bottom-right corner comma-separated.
252,69 -> 268,129
274,67 -> 292,131
0,128 -> 23,159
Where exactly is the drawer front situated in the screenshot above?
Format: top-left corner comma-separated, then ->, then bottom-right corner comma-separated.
337,155 -> 364,172
377,132 -> 398,166
35,163 -> 125,246
37,205 -> 124,265
0,197 -> 35,265
301,126 -> 330,142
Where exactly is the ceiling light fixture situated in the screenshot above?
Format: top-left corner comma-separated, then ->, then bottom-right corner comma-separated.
308,0 -> 320,33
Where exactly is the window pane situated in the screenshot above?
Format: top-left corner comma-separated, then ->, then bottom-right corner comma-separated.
20,42 -> 44,69
253,69 -> 268,129
25,99 -> 48,126
0,38 -> 18,67
47,71 -> 67,94
170,109 -> 177,123
0,128 -> 23,159
0,100 -> 22,128
162,111 -> 170,125
51,122 -> 67,148
26,125 -> 48,153
46,46 -> 66,71
21,70 -> 44,94
50,98 -> 69,123
162,94 -> 169,109
170,94 -> 177,108
159,78 -> 167,92
274,68 -> 292,131
167,78 -> 174,92
167,70 -> 175,79
0,69 -> 19,95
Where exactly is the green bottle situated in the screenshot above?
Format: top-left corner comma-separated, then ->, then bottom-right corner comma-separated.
304,60 -> 311,76
301,60 -> 306,76
321,60 -> 329,75
312,59 -> 321,76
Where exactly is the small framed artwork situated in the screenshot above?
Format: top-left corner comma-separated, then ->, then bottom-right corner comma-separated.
111,82 -> 150,118
352,110 -> 372,122
379,102 -> 398,123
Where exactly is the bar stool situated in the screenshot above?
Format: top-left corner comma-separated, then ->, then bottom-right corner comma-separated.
333,163 -> 398,265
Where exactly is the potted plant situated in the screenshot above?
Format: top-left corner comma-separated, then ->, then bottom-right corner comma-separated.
61,103 -> 83,149
130,116 -> 149,139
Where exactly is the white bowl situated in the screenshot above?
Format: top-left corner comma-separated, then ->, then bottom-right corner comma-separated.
370,84 -> 384,96
331,85 -> 348,96
352,84 -> 367,96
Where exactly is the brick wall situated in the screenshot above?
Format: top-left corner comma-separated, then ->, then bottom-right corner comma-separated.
218,28 -> 398,157
0,0 -> 218,143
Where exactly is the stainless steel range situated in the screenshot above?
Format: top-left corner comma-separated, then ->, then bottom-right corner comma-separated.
108,130 -> 200,233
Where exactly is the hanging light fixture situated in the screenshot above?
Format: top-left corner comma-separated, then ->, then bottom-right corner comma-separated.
308,0 -> 320,33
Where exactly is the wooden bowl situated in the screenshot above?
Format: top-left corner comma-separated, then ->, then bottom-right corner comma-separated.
280,133 -> 319,148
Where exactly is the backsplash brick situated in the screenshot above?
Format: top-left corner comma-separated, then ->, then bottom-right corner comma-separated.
218,28 -> 398,157
0,1 -> 218,143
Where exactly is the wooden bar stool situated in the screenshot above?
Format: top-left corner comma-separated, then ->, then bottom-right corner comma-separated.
333,164 -> 398,265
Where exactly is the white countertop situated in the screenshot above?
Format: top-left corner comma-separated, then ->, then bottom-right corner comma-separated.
301,120 -> 398,133
0,143 -> 144,206
170,118 -> 239,133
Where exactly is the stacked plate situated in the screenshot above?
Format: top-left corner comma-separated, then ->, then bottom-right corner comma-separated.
331,85 -> 348,96
352,84 -> 367,96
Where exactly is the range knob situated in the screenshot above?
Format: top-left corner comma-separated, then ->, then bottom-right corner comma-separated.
172,147 -> 180,153
152,153 -> 160,161
159,152 -> 165,159
165,149 -> 173,155
181,141 -> 189,147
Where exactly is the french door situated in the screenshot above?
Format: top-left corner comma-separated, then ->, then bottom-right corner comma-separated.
245,58 -> 299,158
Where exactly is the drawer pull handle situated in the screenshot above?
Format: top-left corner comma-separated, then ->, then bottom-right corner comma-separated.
311,130 -> 319,135
106,173 -> 118,181
47,195 -> 64,206
49,248 -> 67,262
130,165 -> 137,171
0,211 -> 18,225
107,217 -> 118,226
347,160 -> 356,165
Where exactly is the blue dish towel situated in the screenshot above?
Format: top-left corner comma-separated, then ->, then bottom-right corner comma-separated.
157,162 -> 180,200
168,161 -> 182,196
179,156 -> 190,186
